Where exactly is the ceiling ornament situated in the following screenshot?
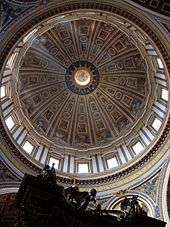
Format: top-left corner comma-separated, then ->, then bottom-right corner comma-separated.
128,0 -> 170,17
0,2 -> 169,188
15,18 -> 149,151
65,60 -> 100,95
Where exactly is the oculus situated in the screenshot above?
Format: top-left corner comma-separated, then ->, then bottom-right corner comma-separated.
65,60 -> 100,95
74,69 -> 91,86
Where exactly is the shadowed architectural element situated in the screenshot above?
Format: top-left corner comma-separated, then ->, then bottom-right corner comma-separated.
13,167 -> 166,227
129,0 -> 170,17
167,176 -> 170,218
0,193 -> 18,227
0,159 -> 21,188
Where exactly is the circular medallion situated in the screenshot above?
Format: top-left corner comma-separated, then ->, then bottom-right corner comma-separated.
65,61 -> 100,95
74,69 -> 91,86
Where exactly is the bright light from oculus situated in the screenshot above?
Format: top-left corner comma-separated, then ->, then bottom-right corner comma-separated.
78,163 -> 89,173
49,157 -> 59,169
74,69 -> 91,86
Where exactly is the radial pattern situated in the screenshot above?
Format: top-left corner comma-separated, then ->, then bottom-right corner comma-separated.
18,19 -> 148,149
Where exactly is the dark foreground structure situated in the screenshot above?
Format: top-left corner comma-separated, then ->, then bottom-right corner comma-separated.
14,167 -> 166,227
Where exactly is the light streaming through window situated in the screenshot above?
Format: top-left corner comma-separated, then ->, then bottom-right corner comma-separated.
5,116 -> 15,130
49,157 -> 59,169
161,89 -> 168,101
152,118 -> 162,131
132,141 -> 144,155
22,141 -> 34,154
157,58 -> 164,69
0,86 -> 6,98
107,157 -> 118,169
78,163 -> 89,173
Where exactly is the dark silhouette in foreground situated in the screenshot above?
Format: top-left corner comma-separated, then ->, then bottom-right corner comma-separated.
15,165 -> 166,227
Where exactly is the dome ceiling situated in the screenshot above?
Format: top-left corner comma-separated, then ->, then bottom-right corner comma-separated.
18,19 -> 148,150
0,2 -> 169,187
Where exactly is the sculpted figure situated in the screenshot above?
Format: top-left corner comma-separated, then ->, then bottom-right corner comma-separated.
64,187 -> 97,211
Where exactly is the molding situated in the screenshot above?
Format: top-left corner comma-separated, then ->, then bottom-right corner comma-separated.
0,187 -> 18,195
0,150 -> 24,179
124,0 -> 170,19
